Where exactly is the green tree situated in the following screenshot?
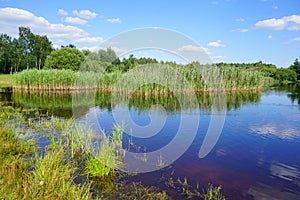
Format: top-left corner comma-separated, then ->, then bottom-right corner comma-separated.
44,47 -> 85,70
18,27 -> 35,70
10,38 -> 24,73
0,33 -> 12,73
31,34 -> 53,69
98,48 -> 117,63
274,68 -> 297,83
80,52 -> 106,72
289,58 -> 300,80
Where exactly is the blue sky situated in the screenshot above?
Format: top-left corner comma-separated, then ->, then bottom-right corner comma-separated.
0,0 -> 299,67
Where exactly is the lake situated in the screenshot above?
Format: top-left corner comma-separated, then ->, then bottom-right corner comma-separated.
1,85 -> 300,199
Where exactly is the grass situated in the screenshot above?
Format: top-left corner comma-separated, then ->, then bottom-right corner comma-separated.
0,73 -> 13,86
85,125 -> 124,178
165,176 -> 226,200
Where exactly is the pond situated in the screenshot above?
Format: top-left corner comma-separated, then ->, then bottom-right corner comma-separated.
1,85 -> 300,199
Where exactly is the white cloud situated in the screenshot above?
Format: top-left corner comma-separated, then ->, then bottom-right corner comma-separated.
211,55 -> 226,59
267,35 -> 273,39
271,5 -> 278,9
236,18 -> 245,22
175,45 -> 211,55
107,18 -> 122,23
63,17 -> 87,25
73,9 -> 97,19
232,28 -> 248,33
255,14 -> 300,30
80,46 -> 127,55
74,37 -> 104,44
207,40 -> 225,48
0,7 -> 102,46
239,29 -> 249,32
292,37 -> 300,42
58,9 -> 68,16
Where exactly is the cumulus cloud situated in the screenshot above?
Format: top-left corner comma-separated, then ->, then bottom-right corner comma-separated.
0,7 -> 102,46
207,40 -> 225,48
267,35 -> 273,39
255,14 -> 300,30
107,18 -> 122,23
72,9 -> 97,19
64,17 -> 87,25
58,9 -> 68,16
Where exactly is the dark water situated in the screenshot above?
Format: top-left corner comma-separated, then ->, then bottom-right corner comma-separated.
1,85 -> 300,199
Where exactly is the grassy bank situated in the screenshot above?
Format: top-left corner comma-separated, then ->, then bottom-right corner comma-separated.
0,74 -> 13,86
0,103 -> 226,199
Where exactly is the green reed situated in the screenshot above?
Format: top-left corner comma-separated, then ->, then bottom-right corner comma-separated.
12,62 -> 265,93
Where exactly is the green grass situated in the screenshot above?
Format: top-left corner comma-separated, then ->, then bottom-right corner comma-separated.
85,124 -> 124,178
0,74 -> 13,86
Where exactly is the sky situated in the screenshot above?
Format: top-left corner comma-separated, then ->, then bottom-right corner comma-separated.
0,0 -> 300,67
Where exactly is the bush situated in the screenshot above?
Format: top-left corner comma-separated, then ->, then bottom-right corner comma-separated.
44,47 -> 85,70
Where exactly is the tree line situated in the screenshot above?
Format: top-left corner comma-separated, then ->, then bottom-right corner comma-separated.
1,27 -> 299,84
0,27 -> 52,73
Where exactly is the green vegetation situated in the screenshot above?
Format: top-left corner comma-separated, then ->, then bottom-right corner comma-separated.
12,61 -> 265,92
165,176 -> 226,199
0,27 -> 52,73
0,73 -> 13,86
273,68 -> 297,83
45,47 -> 85,70
289,58 -> 300,81
12,69 -> 101,91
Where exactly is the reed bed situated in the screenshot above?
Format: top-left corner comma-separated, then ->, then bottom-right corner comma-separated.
12,63 -> 265,93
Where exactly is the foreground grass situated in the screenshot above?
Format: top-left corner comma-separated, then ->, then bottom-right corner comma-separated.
0,103 -> 226,199
0,120 -> 91,199
0,74 -> 13,86
0,104 -> 170,199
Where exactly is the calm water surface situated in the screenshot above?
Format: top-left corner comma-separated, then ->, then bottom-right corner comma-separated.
1,85 -> 300,199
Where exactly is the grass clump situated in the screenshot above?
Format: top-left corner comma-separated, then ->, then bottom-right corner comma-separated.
0,126 -> 91,199
85,124 -> 124,178
165,176 -> 227,200
24,142 -> 90,199
202,183 -> 226,200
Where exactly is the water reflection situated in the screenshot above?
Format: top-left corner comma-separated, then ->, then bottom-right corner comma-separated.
249,123 -> 300,140
276,84 -> 300,105
270,161 -> 300,182
248,182 -> 300,200
10,90 -> 262,118
248,161 -> 300,200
